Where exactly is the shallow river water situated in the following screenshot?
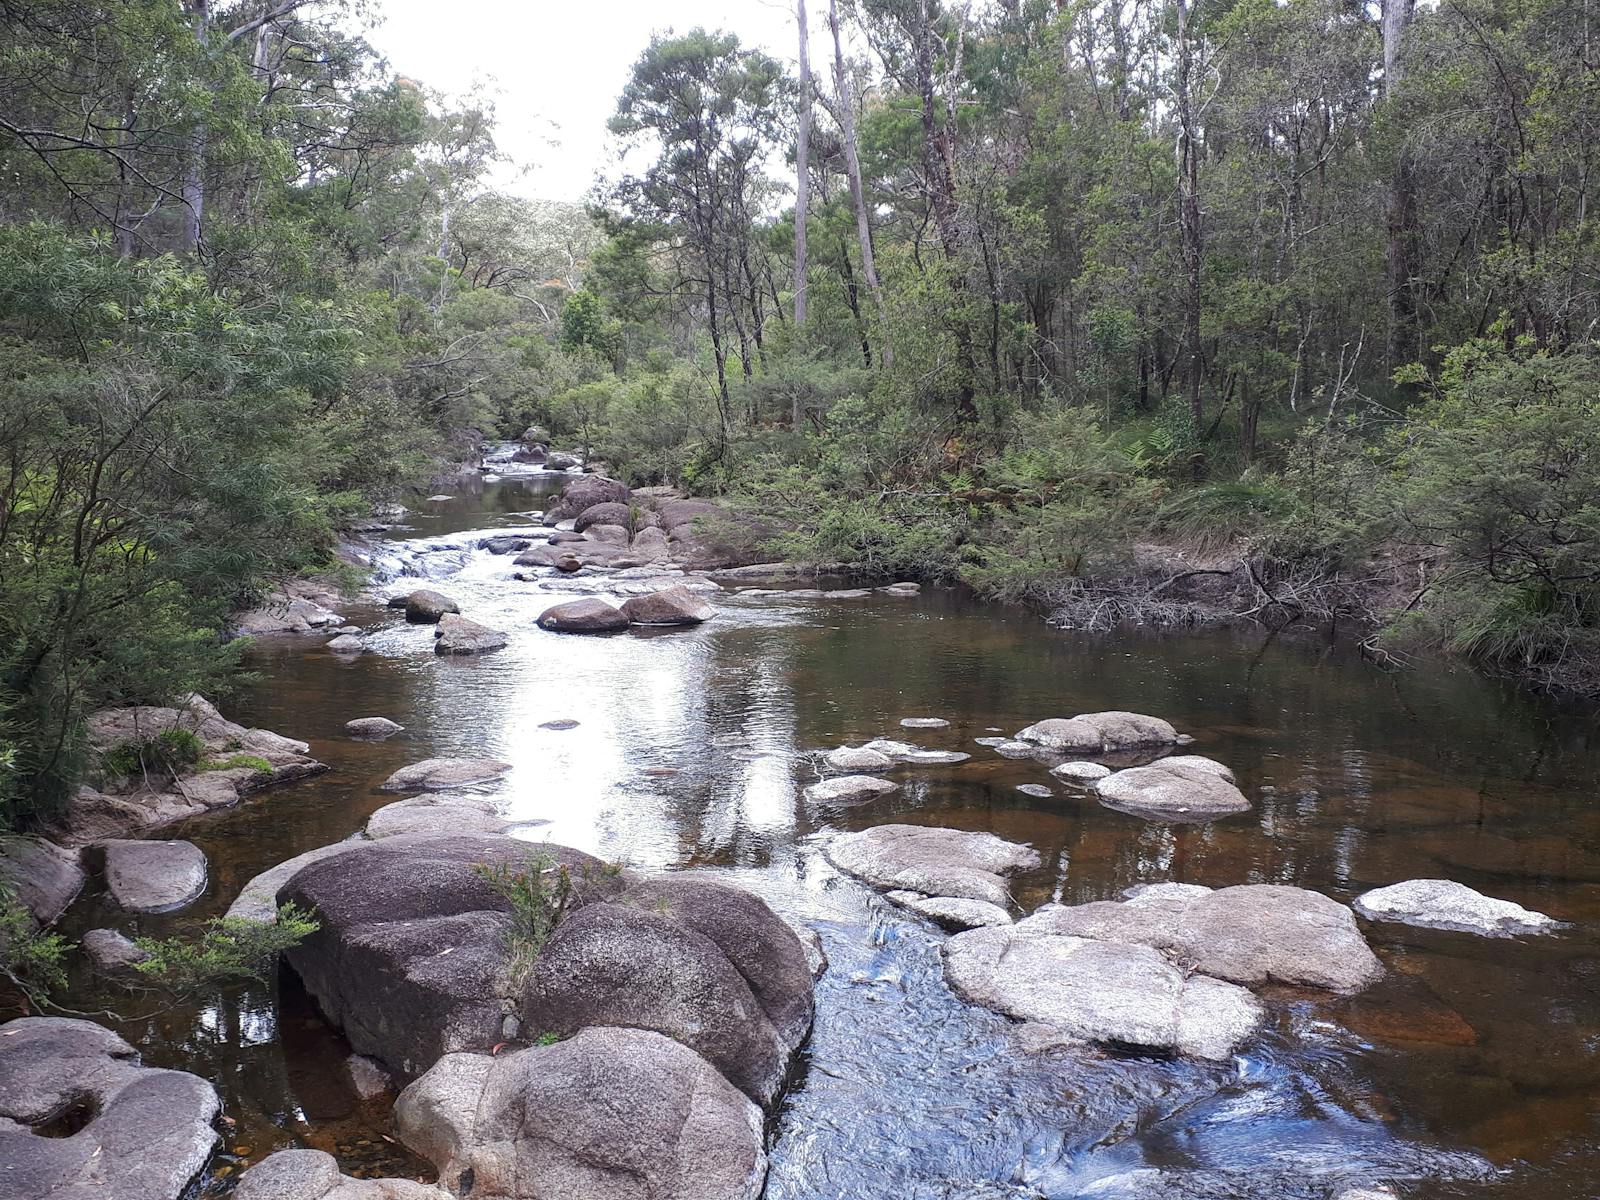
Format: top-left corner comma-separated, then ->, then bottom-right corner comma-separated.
47,473 -> 1600,1199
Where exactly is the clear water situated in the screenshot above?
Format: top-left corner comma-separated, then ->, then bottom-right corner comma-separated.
37,475 -> 1600,1198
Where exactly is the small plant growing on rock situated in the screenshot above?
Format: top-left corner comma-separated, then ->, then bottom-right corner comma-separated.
473,853 -> 576,984
196,754 -> 272,775
102,727 -> 205,782
0,885 -> 70,1003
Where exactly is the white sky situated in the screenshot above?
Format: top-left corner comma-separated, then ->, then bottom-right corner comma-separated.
368,0 -> 808,202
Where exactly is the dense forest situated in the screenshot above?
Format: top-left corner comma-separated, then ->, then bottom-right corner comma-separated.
3,0 -> 1599,826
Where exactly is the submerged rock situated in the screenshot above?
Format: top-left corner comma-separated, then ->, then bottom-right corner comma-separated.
81,928 -> 150,981
234,1148 -> 447,1200
433,613 -> 508,655
0,1017 -> 221,1200
344,716 -> 404,739
396,1028 -> 766,1200
803,775 -> 899,804
1353,878 -> 1561,937
403,589 -> 460,624
376,757 -> 511,793
537,597 -> 630,633
101,838 -> 207,913
620,585 -> 714,625
900,717 -> 949,729
364,794 -> 520,840
1016,783 -> 1054,798
1095,757 -> 1251,821
826,825 -> 1041,908
943,925 -> 1263,1060
326,633 -> 364,654
823,746 -> 896,773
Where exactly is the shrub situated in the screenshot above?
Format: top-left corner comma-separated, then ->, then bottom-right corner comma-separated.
473,854 -> 578,984
133,903 -> 320,992
101,727 -> 205,782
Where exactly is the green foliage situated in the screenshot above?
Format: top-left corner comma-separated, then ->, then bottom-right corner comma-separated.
0,889 -> 70,1000
133,904 -> 320,992
101,729 -> 204,782
196,754 -> 273,775
472,854 -> 578,984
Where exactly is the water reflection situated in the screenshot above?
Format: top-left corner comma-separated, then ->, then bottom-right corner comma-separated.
41,477 -> 1600,1198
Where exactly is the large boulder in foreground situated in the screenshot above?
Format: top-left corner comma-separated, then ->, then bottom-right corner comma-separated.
1094,756 -> 1251,821
1353,878 -> 1561,937
1014,711 -> 1181,754
396,1028 -> 765,1200
1024,882 -> 1383,994
279,835 -> 620,1079
537,598 -> 630,633
943,925 -> 1263,1060
0,1017 -> 220,1200
522,876 -> 814,1107
825,824 -> 1041,908
101,838 -> 208,913
234,1149 -> 448,1200
619,585 -> 715,626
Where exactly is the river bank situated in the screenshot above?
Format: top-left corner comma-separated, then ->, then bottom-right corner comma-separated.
2,463 -> 1598,1200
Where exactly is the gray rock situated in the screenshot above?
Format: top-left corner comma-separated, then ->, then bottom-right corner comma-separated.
899,717 -> 949,728
572,501 -> 640,532
344,717 -> 404,739
233,1148 -> 448,1200
537,598 -> 630,633
1016,783 -> 1054,798
101,839 -> 207,913
478,535 -> 532,555
0,1016 -> 221,1200
539,718 -> 580,730
0,835 -> 84,931
1015,710 -> 1181,753
1023,882 -> 1383,994
226,840 -> 360,924
620,585 -> 714,625
905,896 -> 1013,930
364,794 -> 518,840
803,775 -> 899,804
376,757 -> 511,793
396,1028 -> 765,1200
1050,760 -> 1112,782
629,526 -> 673,560
1353,878 -> 1560,937
825,825 -> 1041,907
81,928 -> 150,981
521,876 -> 814,1107
586,523 -> 631,546
1095,758 -> 1251,820
403,589 -> 460,623
345,1056 -> 395,1102
823,746 -> 895,773
1122,882 -> 1214,903
542,475 -> 631,524
278,835 -> 622,1079
943,925 -> 1263,1060
326,634 -> 364,654
433,613 -> 508,655
861,738 -> 970,765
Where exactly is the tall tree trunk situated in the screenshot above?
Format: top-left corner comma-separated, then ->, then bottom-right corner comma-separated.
1174,0 -> 1204,437
794,0 -> 812,329
828,0 -> 889,363
180,0 -> 211,252
1382,0 -> 1419,370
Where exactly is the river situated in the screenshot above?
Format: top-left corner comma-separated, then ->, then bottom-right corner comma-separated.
51,472 -> 1600,1199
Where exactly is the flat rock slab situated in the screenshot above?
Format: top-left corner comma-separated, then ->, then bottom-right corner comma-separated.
1095,758 -> 1250,821
826,824 -> 1041,908
1023,882 -> 1383,994
1353,878 -> 1561,937
1051,760 -> 1112,782
396,1028 -> 766,1200
0,1016 -> 220,1200
862,739 -> 970,765
433,613 -> 508,655
943,926 -> 1263,1060
102,838 -> 207,913
803,775 -> 898,804
345,716 -> 404,739
377,757 -> 511,792
905,895 -> 1014,931
537,597 -> 630,633
899,717 -> 950,728
234,1149 -> 448,1200
1015,710 -> 1180,753
365,794 -> 524,840
1016,784 -> 1054,798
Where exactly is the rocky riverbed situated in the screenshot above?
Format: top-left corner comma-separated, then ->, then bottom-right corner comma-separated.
3,464 -> 1597,1200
